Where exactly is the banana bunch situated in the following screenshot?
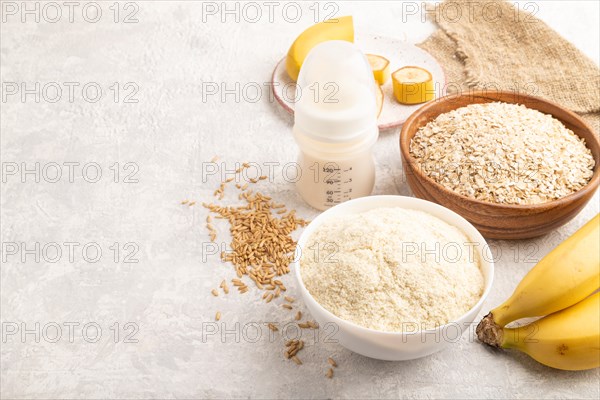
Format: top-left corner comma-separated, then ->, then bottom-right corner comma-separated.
477,214 -> 600,371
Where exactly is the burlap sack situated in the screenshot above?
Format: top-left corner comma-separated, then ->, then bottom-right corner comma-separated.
418,0 -> 599,133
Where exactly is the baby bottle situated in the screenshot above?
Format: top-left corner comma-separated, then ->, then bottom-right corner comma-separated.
293,40 -> 379,211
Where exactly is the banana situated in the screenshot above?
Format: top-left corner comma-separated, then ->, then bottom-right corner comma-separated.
482,292 -> 600,371
374,82 -> 384,118
366,54 -> 391,85
487,214 -> 600,327
285,16 -> 354,81
392,66 -> 434,104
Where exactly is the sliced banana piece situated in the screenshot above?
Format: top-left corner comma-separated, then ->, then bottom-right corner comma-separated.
392,66 -> 434,104
375,82 -> 384,118
366,54 -> 390,85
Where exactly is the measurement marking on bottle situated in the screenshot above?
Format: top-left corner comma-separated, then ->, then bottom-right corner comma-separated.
320,162 -> 358,207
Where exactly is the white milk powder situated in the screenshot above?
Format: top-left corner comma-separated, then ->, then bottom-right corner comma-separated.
300,207 -> 484,332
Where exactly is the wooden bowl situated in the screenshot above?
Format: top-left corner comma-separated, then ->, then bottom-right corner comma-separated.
399,91 -> 600,239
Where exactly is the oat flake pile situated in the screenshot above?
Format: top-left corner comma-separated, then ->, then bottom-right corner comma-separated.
409,102 -> 595,205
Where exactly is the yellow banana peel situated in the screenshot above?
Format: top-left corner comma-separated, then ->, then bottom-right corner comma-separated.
285,16 -> 354,82
491,214 -> 599,327
479,292 -> 600,371
477,214 -> 600,370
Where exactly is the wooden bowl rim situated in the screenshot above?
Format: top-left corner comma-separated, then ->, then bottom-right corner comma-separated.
399,90 -> 600,210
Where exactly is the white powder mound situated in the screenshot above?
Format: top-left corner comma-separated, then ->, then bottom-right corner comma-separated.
300,207 -> 484,332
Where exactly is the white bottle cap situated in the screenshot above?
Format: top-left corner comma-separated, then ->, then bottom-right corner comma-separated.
294,41 -> 378,143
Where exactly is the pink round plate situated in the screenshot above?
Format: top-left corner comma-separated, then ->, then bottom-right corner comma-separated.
271,34 -> 446,130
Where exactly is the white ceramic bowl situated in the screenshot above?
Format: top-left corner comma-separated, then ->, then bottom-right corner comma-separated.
292,195 -> 494,361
